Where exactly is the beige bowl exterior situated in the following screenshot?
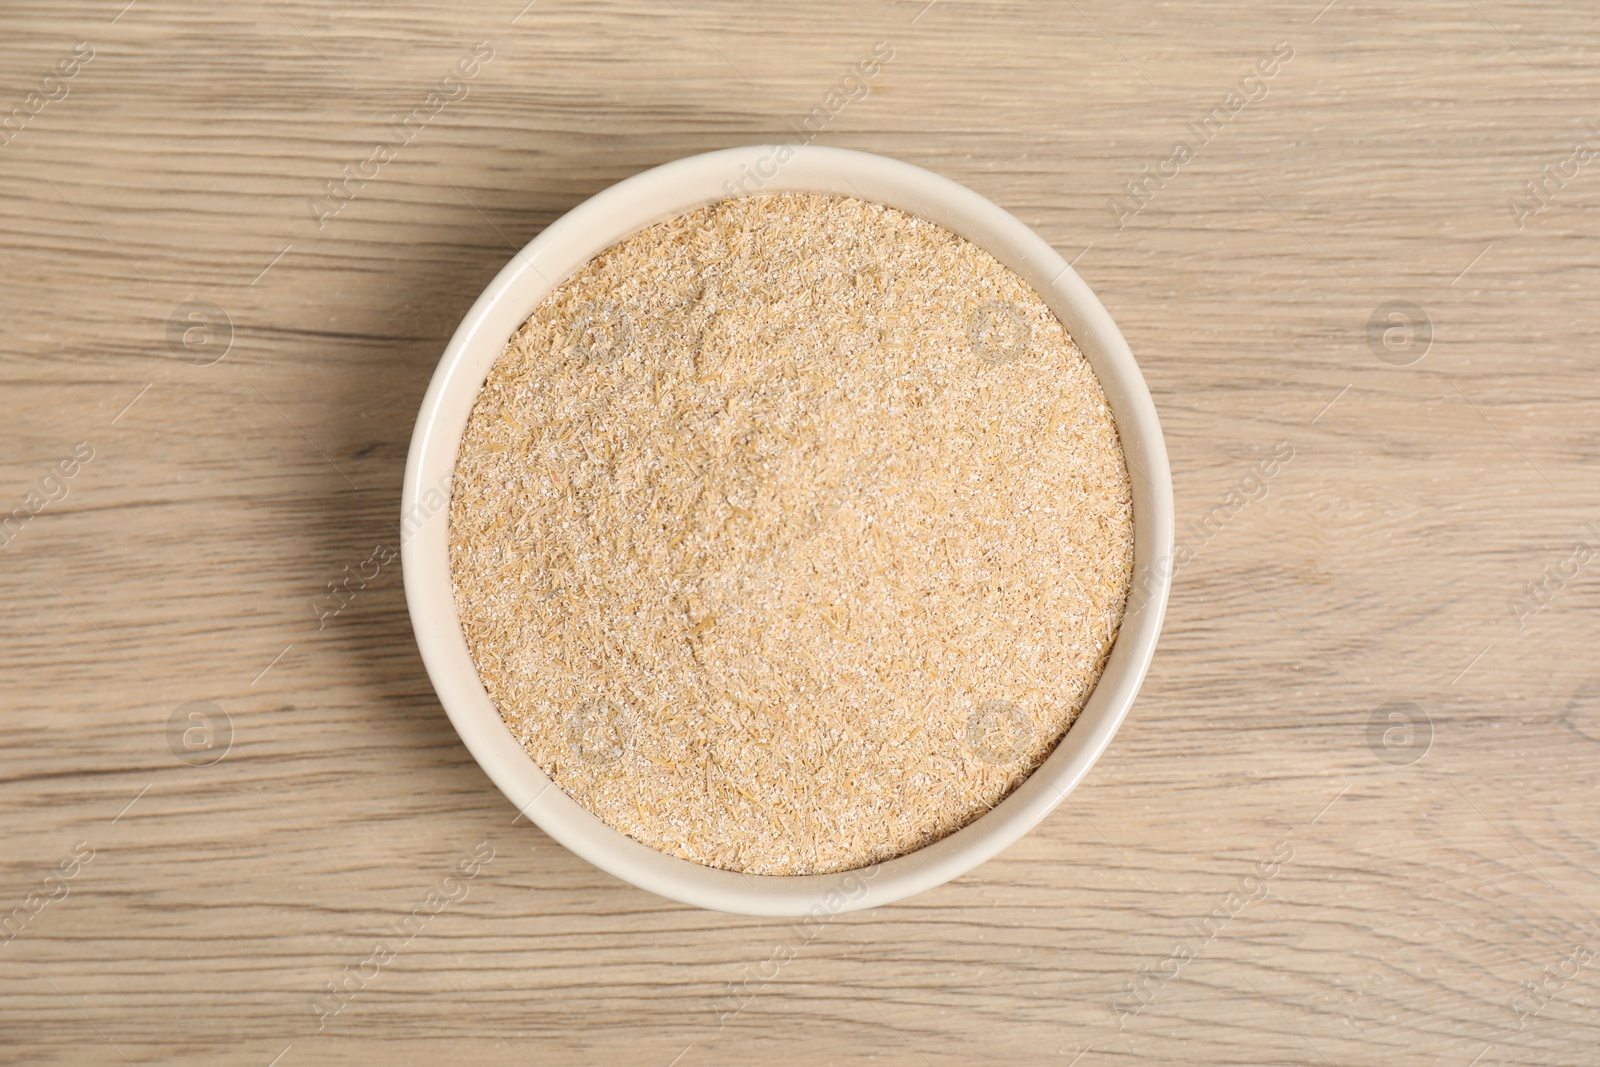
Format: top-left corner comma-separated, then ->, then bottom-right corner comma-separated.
402,145 -> 1174,916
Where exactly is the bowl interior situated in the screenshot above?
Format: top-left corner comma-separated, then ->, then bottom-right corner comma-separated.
401,145 -> 1173,916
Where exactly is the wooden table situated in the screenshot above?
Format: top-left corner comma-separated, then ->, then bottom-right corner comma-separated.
4,1 -> 1598,1063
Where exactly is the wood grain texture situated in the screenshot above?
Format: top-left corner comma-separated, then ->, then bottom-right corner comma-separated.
2,1 -> 1599,1064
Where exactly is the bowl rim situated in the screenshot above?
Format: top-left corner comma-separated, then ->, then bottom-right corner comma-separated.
401,144 -> 1173,916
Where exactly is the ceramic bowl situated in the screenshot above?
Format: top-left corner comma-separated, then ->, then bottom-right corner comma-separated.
402,145 -> 1173,916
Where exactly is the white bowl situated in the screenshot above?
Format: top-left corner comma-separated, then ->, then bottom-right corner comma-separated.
402,145 -> 1173,916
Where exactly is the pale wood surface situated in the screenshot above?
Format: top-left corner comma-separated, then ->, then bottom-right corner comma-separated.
3,1 -> 1600,1063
